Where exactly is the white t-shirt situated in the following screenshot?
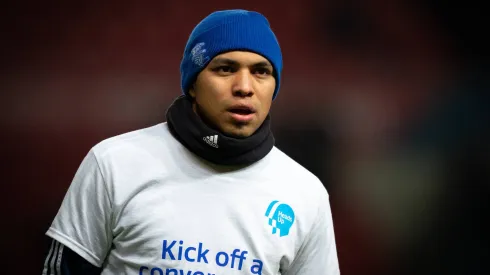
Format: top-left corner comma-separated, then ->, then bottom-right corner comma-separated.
46,123 -> 340,275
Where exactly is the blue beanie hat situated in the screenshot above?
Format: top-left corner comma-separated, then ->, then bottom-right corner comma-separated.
180,9 -> 283,99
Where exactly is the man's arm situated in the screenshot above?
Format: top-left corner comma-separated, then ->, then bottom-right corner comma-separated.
284,194 -> 340,275
45,149 -> 113,271
42,238 -> 102,275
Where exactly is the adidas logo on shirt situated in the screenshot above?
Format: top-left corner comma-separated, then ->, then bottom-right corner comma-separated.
203,135 -> 218,148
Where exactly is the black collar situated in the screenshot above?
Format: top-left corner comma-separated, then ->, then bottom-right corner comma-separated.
166,95 -> 274,166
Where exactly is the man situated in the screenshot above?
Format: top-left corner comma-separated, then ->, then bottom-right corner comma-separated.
42,9 -> 340,275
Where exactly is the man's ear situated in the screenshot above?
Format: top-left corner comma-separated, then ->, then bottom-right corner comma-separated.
189,84 -> 196,99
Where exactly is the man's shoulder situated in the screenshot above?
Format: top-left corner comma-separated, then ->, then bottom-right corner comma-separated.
268,146 -> 322,185
266,146 -> 330,208
90,122 -> 175,159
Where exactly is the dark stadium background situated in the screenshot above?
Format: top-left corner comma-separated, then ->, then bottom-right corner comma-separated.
1,0 -> 488,274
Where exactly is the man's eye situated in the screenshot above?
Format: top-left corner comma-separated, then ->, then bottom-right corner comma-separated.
255,68 -> 271,75
214,66 -> 233,73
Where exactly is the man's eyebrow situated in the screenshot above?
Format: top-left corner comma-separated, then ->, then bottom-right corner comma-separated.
210,58 -> 272,68
252,61 -> 273,68
209,58 -> 239,66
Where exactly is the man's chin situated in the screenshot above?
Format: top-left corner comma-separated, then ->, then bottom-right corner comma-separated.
221,125 -> 255,139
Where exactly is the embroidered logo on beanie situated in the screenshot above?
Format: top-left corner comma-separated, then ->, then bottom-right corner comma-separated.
191,42 -> 209,67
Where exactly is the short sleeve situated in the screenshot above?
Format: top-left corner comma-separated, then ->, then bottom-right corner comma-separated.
46,149 -> 113,267
284,194 -> 340,275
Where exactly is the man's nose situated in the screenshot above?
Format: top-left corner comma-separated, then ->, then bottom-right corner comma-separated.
232,70 -> 254,97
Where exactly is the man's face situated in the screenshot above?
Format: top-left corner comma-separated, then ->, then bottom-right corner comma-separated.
189,51 -> 276,138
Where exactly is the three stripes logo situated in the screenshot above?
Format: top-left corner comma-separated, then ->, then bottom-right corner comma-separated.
42,239 -> 65,275
203,135 -> 219,148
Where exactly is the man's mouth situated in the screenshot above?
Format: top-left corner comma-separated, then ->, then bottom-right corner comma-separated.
227,105 -> 256,122
227,105 -> 256,114
229,108 -> 253,115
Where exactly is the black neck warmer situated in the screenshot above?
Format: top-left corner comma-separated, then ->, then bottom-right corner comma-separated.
166,96 -> 274,166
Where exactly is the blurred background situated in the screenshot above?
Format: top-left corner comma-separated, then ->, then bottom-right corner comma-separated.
1,0 -> 488,274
